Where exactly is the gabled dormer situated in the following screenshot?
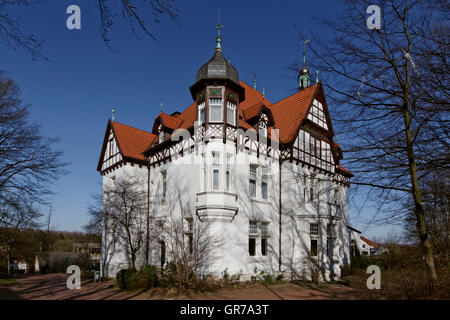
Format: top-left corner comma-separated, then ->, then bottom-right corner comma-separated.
152,113 -> 183,144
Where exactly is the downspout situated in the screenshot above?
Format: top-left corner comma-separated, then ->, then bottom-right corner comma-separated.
145,161 -> 151,266
278,157 -> 282,272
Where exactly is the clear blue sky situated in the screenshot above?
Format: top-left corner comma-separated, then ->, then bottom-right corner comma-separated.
0,0 -> 399,239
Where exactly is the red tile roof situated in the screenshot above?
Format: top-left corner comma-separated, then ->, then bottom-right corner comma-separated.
360,236 -> 378,247
155,112 -> 183,130
269,84 -> 318,144
337,165 -> 353,177
99,81 -> 352,178
111,121 -> 156,161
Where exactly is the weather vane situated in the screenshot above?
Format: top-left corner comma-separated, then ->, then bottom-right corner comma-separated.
303,38 -> 310,64
217,6 -> 223,36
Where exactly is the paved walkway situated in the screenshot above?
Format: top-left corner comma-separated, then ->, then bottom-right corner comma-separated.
0,274 -> 354,300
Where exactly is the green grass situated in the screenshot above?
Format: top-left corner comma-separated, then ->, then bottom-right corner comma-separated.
0,278 -> 18,285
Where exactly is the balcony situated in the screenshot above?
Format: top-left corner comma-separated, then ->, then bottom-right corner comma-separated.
195,191 -> 238,222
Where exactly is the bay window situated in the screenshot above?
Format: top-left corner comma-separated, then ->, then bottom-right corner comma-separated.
209,98 -> 223,122
198,101 -> 205,124
226,101 -> 236,125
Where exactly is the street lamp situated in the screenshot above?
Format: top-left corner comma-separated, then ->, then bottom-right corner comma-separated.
7,237 -> 14,276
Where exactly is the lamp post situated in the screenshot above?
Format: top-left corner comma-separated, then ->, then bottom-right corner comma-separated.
7,237 -> 14,276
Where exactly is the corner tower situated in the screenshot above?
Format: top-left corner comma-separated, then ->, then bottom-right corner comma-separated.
189,14 -> 245,129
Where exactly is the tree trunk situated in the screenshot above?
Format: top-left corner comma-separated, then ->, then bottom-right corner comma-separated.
131,253 -> 136,270
402,108 -> 438,284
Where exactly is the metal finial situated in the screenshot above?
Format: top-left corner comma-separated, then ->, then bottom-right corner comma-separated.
160,99 -> 163,113
111,108 -> 115,121
303,38 -> 310,64
262,88 -> 265,101
217,6 -> 223,36
253,73 -> 257,89
216,6 -> 223,50
316,70 -> 319,83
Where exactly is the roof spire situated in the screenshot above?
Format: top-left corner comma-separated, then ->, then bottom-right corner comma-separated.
216,6 -> 223,51
111,108 -> 115,121
316,70 -> 319,83
298,37 -> 311,91
160,99 -> 163,113
253,73 -> 257,89
303,38 -> 310,65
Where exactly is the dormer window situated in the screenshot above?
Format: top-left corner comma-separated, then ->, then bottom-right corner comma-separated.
198,101 -> 205,124
158,124 -> 164,143
259,121 -> 267,138
226,101 -> 236,126
209,98 -> 223,122
258,114 -> 268,138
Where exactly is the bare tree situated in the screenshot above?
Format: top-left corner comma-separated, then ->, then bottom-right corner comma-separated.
404,169 -> 450,263
103,177 -> 146,270
153,183 -> 222,289
0,0 -> 46,60
0,0 -> 178,59
97,0 -> 178,50
0,71 -> 67,230
84,193 -> 104,236
298,0 -> 448,283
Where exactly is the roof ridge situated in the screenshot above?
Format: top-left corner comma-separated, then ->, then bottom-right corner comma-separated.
112,121 -> 154,135
271,83 -> 318,107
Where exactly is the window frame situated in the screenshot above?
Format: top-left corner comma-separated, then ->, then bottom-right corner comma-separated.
261,238 -> 268,256
310,239 -> 318,257
198,101 -> 206,124
249,238 -> 256,256
209,98 -> 223,122
226,101 -> 236,126
310,223 -> 319,236
161,171 -> 167,199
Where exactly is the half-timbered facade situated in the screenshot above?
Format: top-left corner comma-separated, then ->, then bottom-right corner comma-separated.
97,32 -> 353,281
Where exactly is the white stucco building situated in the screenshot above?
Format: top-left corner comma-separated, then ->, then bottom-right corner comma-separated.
97,31 -> 354,281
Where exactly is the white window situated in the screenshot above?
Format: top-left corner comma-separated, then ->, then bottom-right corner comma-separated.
213,169 -> 220,190
159,125 -> 164,143
261,222 -> 269,236
161,171 -> 167,199
212,152 -> 220,166
209,98 -> 223,122
259,121 -> 267,138
198,101 -> 205,124
261,168 -> 269,200
310,223 -> 319,236
226,101 -> 236,126
261,238 -> 268,256
249,164 -> 257,197
249,221 -> 258,234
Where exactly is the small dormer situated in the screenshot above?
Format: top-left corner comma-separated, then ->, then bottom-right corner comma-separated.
152,113 -> 182,144
258,114 -> 268,138
158,124 -> 164,143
